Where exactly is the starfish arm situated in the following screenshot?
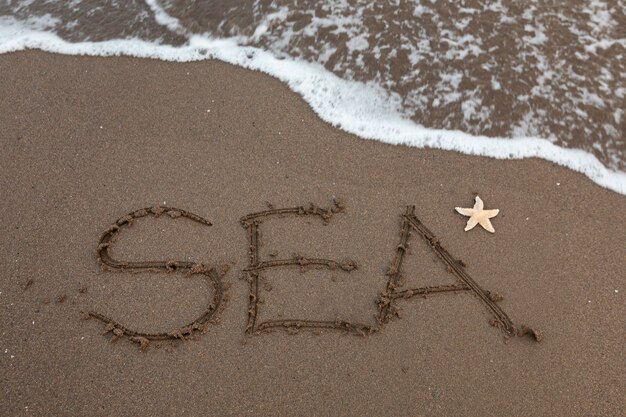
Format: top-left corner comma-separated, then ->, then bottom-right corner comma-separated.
464,216 -> 479,231
479,217 -> 496,233
483,209 -> 500,218
473,196 -> 484,211
455,207 -> 476,216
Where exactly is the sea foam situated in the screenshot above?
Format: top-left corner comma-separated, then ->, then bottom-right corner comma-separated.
0,13 -> 625,195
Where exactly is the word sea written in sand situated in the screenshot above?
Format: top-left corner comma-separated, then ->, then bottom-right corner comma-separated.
87,201 -> 541,349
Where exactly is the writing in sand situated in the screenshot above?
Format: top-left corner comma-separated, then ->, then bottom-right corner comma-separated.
86,200 -> 542,350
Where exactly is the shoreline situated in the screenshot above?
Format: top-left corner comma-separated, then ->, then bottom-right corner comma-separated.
0,29 -> 624,193
1,51 -> 624,416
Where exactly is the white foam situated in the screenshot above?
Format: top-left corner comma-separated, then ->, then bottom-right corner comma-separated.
0,16 -> 625,194
144,0 -> 185,35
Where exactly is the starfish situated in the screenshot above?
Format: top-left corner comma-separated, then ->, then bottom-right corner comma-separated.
455,196 -> 499,233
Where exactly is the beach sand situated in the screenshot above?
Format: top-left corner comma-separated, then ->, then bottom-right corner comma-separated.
1,51 -> 624,416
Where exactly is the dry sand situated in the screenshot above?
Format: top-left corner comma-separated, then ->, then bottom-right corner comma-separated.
0,51 -> 624,416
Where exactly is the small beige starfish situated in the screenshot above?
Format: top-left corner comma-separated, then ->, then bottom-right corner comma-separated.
455,196 -> 499,233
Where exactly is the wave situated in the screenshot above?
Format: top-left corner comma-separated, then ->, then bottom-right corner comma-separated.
0,3 -> 625,194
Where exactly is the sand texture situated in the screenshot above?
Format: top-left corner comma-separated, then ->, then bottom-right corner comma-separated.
1,51 -> 624,416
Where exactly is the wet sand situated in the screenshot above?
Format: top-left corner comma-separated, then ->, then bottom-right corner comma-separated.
0,51 -> 624,416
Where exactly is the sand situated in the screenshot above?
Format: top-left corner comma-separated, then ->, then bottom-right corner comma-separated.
0,51 -> 624,416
